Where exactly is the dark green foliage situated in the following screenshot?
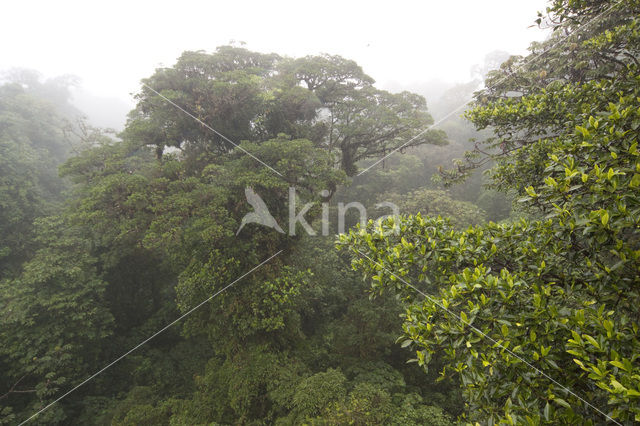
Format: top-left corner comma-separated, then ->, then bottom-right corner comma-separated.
0,45 -> 466,425
0,216 -> 113,424
128,46 -> 446,176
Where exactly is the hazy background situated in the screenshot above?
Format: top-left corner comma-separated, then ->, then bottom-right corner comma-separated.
0,0 -> 550,129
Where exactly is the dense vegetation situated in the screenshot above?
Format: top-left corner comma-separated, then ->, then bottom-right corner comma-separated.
342,0 -> 640,424
1,0 -> 637,424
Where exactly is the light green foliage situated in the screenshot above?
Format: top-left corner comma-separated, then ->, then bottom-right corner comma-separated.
341,1 -> 640,423
340,210 -> 637,423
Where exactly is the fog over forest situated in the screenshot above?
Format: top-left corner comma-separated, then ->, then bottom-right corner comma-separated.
1,1 -> 639,425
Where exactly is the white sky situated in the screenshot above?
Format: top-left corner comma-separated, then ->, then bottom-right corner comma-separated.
1,0 -> 550,105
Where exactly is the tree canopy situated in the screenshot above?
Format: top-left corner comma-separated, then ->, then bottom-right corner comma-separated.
2,1 -> 638,424
342,0 -> 640,423
127,46 -> 446,176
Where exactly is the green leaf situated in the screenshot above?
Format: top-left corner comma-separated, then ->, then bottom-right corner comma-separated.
609,360 -> 627,371
401,339 -> 413,348
501,324 -> 509,337
583,334 -> 600,349
544,402 -> 550,421
554,398 -> 571,409
576,125 -> 590,138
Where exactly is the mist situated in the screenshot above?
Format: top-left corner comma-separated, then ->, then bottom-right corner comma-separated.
1,1 -> 638,425
2,0 -> 549,129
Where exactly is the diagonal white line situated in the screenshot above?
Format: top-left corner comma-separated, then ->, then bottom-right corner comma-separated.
357,0 -> 624,177
19,250 -> 283,425
354,248 -> 620,425
142,83 -> 284,177
17,4 -> 625,422
356,102 -> 468,176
